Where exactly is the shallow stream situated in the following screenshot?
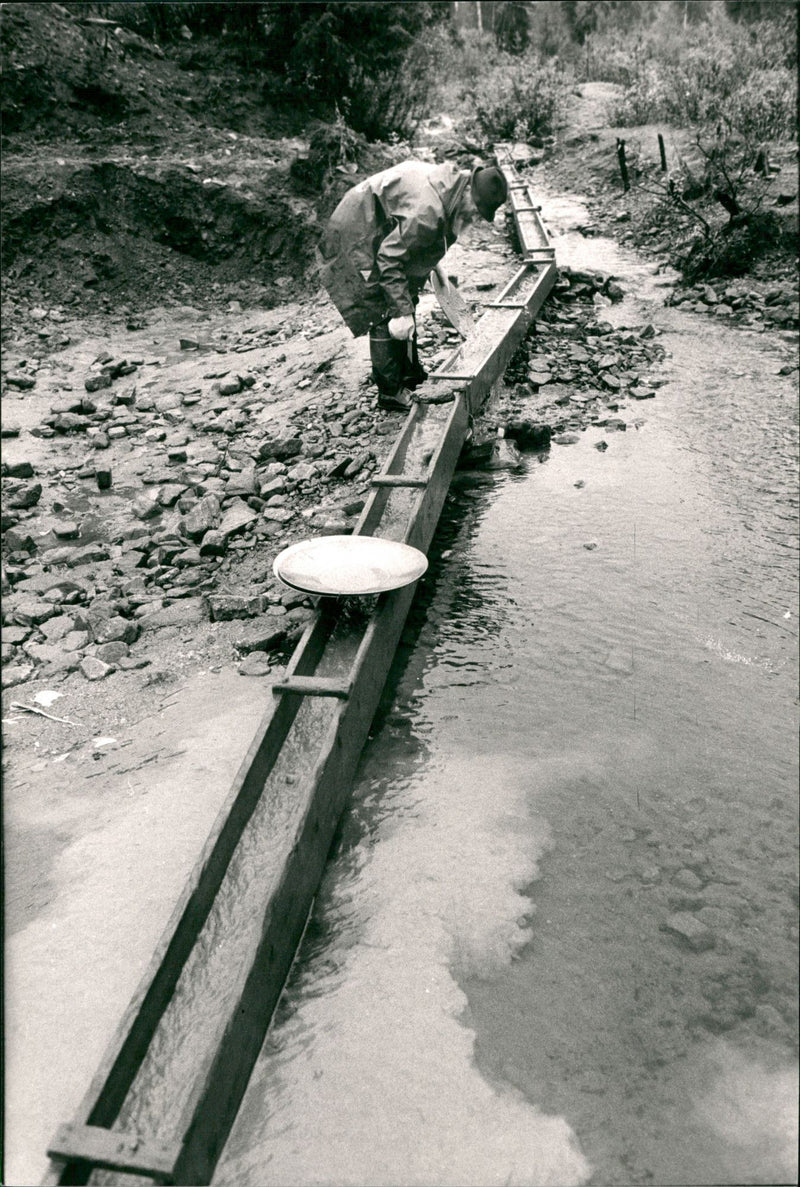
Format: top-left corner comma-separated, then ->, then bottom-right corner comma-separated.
212,191 -> 798,1185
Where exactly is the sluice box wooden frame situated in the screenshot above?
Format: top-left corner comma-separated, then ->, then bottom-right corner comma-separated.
43,149 -> 555,1186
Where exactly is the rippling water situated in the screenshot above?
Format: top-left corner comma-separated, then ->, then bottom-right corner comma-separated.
212,207 -> 798,1186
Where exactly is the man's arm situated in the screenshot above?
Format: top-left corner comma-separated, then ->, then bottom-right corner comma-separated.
374,208 -> 442,318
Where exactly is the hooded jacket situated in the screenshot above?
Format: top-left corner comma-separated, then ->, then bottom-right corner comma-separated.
318,160 -> 469,337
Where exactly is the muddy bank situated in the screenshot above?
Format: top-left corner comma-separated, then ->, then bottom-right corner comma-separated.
1,158 -> 315,312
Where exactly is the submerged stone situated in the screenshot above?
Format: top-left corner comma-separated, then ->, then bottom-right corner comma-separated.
661,912 -> 716,951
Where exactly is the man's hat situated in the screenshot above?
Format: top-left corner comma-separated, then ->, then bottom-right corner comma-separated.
471,164 -> 508,222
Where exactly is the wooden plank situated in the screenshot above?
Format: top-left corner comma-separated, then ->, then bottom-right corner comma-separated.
354,403 -> 423,538
370,475 -> 428,488
493,263 -> 536,305
404,397 -> 469,554
42,621 -> 336,1185
273,676 -> 352,698
47,1123 -> 179,1183
463,265 -> 557,415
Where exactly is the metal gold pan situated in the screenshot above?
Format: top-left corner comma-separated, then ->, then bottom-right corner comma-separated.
431,267 -> 475,338
273,535 -> 429,596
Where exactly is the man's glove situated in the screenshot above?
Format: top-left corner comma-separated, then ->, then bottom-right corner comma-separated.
388,315 -> 415,340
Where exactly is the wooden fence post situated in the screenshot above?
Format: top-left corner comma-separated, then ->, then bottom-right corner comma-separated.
658,133 -> 667,172
616,138 -> 630,193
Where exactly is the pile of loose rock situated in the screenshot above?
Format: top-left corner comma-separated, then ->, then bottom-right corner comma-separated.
472,266 -> 668,458
1,305 -> 472,690
666,279 -> 798,332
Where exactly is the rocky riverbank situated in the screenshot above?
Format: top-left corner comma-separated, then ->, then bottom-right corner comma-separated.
1,249 -> 674,706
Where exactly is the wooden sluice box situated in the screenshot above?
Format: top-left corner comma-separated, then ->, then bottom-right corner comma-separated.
43,154 -> 556,1187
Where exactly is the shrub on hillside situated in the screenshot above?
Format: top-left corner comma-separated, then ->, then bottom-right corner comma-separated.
461,53 -> 566,143
601,6 -> 796,141
259,2 -> 443,140
679,210 -> 785,280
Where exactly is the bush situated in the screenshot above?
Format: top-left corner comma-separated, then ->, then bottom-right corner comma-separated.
289,112 -> 364,191
259,2 -> 444,140
601,5 -> 797,140
83,0 -> 442,140
679,210 -> 784,280
461,52 -> 567,142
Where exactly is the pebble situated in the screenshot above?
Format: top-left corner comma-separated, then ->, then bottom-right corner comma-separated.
80,655 -> 114,681
3,460 -> 35,479
2,664 -> 34,687
661,912 -> 716,951
139,598 -> 208,630
63,630 -> 91,651
218,499 -> 258,537
287,462 -> 319,483
53,521 -> 80,540
67,542 -> 109,567
157,484 -> 186,507
95,641 -> 130,664
183,494 -> 221,538
239,652 -> 273,677
133,493 -> 162,521
673,868 -> 703,890
13,598 -> 57,626
7,482 -> 43,509
209,594 -> 269,621
1,625 -> 31,645
84,373 -> 112,393
39,614 -> 75,642
262,506 -> 294,523
198,530 -> 227,556
93,616 -> 139,645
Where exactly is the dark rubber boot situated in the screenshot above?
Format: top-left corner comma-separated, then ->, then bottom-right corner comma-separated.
377,388 -> 414,413
402,333 -> 428,389
369,324 -> 409,399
